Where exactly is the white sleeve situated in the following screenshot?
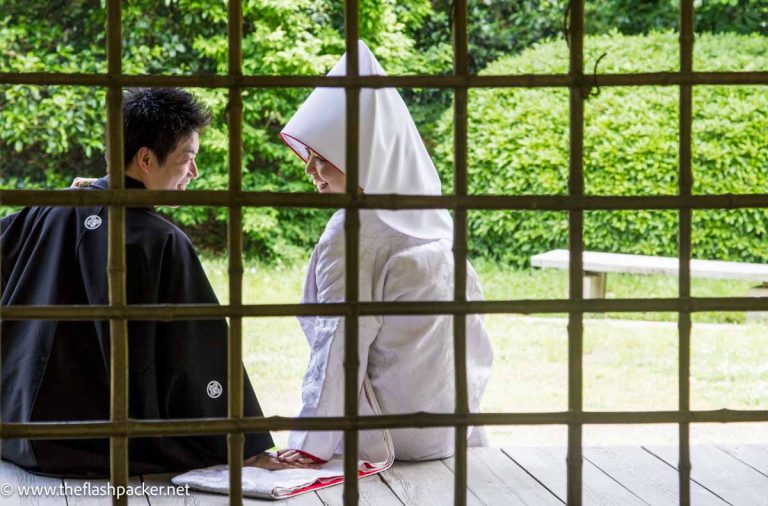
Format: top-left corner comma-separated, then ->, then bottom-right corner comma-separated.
466,261 -> 493,413
288,235 -> 381,461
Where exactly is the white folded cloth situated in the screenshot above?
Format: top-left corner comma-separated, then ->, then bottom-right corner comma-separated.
172,455 -> 391,499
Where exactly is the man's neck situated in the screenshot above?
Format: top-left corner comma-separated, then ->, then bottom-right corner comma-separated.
124,167 -> 146,185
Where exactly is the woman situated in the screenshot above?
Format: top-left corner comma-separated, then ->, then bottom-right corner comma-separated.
278,41 -> 493,465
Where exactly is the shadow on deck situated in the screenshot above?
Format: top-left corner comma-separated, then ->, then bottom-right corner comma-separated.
2,445 -> 767,504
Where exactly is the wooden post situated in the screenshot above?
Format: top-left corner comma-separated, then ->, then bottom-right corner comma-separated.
583,272 -> 606,299
747,282 -> 768,321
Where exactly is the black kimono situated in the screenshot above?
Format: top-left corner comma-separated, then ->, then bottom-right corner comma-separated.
1,176 -> 273,477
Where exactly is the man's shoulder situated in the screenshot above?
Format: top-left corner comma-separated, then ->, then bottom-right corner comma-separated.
127,207 -> 178,231
127,208 -> 192,242
2,205 -> 78,230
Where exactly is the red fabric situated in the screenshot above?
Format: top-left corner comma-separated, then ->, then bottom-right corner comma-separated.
293,449 -> 326,464
284,465 -> 387,497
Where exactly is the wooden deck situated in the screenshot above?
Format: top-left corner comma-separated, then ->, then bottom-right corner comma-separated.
2,445 -> 767,505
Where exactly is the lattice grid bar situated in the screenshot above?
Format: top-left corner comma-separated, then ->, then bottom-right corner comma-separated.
225,0 -> 245,502
4,408 -> 768,440
105,0 -> 129,500
3,297 -> 768,321
4,191 -> 768,209
3,72 -> 768,88
566,0 -> 585,502
452,1 -> 470,503
677,1 -> 695,503
342,2 -> 361,502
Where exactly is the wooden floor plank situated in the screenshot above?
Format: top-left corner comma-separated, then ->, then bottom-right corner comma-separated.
503,447 -> 646,506
716,444 -> 768,477
314,475 -> 402,506
584,446 -> 727,506
269,490 -> 326,506
7,446 -> 767,505
380,459 -> 483,506
63,476 -> 145,505
141,473 -> 324,505
647,445 -> 768,506
441,447 -> 560,505
0,460 -> 65,506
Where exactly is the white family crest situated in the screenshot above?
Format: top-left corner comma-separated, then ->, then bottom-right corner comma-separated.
207,380 -> 223,399
84,215 -> 102,230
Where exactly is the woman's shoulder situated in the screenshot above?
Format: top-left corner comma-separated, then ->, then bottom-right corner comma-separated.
316,210 -> 345,245
320,209 -> 406,243
379,239 -> 454,299
325,209 -> 346,229
387,238 -> 452,266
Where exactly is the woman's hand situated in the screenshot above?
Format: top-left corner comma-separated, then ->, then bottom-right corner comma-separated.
243,451 -> 321,470
71,177 -> 98,188
276,449 -> 324,466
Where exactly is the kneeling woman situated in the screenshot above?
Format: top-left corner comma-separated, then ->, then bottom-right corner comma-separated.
278,41 -> 493,464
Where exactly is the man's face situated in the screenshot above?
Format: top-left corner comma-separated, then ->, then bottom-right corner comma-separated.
305,149 -> 345,193
144,131 -> 200,191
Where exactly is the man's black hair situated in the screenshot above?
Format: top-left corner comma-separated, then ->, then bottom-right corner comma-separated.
123,88 -> 211,166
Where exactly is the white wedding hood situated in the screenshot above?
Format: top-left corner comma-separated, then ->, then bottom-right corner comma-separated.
280,40 -> 453,241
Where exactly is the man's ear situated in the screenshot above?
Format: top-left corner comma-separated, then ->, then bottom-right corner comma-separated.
135,147 -> 156,174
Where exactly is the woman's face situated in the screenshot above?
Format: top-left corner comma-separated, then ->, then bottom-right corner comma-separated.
305,149 -> 345,193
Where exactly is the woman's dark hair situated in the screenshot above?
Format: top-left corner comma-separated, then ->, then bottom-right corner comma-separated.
123,88 -> 211,166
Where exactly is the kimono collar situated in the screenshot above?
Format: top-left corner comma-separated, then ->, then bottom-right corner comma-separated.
90,176 -> 147,190
280,41 -> 453,242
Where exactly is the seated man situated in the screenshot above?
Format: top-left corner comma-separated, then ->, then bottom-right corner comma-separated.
1,88 -> 286,477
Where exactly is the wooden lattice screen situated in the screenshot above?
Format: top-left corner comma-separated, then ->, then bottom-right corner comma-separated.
1,1 -> 768,505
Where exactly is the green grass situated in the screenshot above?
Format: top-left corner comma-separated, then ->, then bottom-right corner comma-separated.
471,257 -> 757,324
201,257 -> 768,447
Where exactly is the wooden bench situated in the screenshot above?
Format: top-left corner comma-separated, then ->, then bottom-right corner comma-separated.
530,249 -> 768,310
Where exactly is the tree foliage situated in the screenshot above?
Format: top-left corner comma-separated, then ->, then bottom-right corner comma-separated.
586,0 -> 768,35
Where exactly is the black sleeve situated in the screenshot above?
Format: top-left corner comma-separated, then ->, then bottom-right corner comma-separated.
127,227 -> 273,460
1,210 -> 29,291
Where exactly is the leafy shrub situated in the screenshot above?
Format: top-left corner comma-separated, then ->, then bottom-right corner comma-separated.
435,32 -> 768,266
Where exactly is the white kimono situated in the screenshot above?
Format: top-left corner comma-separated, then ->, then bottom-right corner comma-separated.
281,41 -> 493,462
287,210 -> 494,461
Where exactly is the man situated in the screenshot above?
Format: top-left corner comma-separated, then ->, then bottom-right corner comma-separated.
1,88 -> 287,477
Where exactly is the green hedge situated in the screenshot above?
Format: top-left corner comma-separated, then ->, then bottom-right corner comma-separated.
435,31 -> 768,266
3,15 -> 767,265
